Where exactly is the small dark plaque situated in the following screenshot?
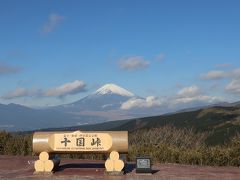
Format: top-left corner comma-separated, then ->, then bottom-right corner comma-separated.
136,157 -> 152,173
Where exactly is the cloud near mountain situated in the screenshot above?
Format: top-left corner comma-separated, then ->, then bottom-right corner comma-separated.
120,96 -> 161,110
200,67 -> 240,96
2,80 -> 86,99
44,80 -> 86,97
225,79 -> 240,94
176,85 -> 201,97
2,88 -> 41,99
171,85 -> 222,106
124,85 -> 222,110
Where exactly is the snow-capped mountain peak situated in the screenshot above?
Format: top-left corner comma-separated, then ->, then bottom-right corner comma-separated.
94,83 -> 135,97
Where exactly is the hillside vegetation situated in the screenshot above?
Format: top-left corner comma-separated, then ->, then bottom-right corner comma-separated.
111,106 -> 240,145
1,106 -> 240,166
129,126 -> 240,166
1,126 -> 240,166
43,106 -> 240,145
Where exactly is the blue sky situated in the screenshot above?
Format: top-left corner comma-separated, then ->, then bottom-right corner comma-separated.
1,0 -> 240,107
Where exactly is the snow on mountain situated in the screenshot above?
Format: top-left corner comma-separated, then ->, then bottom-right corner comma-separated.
94,83 -> 135,97
54,84 -> 137,112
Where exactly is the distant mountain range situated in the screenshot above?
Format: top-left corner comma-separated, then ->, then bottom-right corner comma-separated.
1,83 -> 240,132
0,103 -> 106,131
0,84 -> 156,131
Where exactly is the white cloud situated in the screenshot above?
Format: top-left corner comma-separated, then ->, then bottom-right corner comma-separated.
173,85 -> 222,105
225,79 -> 240,94
44,80 -> 86,97
200,70 -> 227,80
2,88 -> 42,99
155,53 -> 166,61
121,96 -> 161,110
2,88 -> 29,99
173,95 -> 221,104
120,86 -> 222,111
0,62 -> 21,75
2,80 -> 86,99
201,68 -> 240,81
230,68 -> 240,79
42,13 -> 65,34
119,56 -> 149,71
215,64 -> 232,68
177,85 -> 201,97
201,68 -> 240,94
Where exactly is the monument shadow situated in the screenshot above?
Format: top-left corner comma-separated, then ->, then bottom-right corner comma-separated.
55,162 -> 136,174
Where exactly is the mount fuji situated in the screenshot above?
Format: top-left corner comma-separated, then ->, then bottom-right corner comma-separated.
50,83 -> 160,123
56,84 -> 138,112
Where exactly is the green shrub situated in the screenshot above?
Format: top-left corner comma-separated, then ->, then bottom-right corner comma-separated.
1,126 -> 240,167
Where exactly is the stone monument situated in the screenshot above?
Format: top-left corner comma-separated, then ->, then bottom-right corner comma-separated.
32,130 -> 128,173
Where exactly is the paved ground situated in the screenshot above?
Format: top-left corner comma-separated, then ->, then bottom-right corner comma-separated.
0,155 -> 240,179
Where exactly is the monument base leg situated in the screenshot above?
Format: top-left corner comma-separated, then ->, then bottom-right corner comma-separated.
34,151 -> 60,173
105,151 -> 125,174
